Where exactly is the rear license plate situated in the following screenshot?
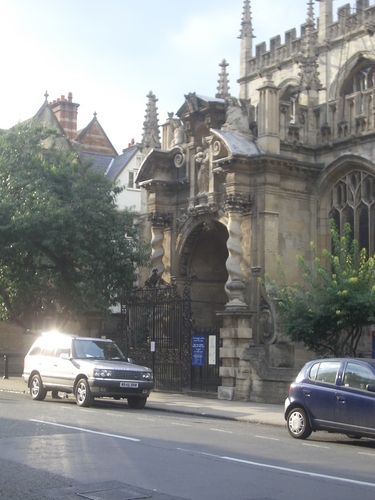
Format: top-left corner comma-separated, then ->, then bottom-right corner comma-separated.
120,382 -> 138,388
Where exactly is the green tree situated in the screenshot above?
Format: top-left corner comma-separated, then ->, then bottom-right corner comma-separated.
0,122 -> 148,330
262,221 -> 375,357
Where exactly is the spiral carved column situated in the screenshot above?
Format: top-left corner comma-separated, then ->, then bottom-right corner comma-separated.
224,195 -> 248,311
148,212 -> 172,277
218,194 -> 252,401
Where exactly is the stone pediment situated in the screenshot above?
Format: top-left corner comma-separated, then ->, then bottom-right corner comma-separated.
136,146 -> 187,187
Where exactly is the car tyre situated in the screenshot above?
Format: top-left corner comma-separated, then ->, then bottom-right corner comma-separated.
127,396 -> 147,409
287,407 -> 312,439
75,378 -> 93,407
30,374 -> 47,401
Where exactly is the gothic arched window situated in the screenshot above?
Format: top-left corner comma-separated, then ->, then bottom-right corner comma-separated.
280,86 -> 299,124
345,65 -> 375,94
329,170 -> 375,256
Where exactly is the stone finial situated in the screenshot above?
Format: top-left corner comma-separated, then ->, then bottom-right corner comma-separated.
239,0 -> 255,80
44,90 -> 49,101
298,0 -> 323,92
142,91 -> 161,150
239,0 -> 253,40
216,59 -> 231,99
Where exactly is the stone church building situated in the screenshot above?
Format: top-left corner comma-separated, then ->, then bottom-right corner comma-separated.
136,0 -> 375,402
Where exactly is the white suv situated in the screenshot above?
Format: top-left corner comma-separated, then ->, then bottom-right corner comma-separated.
22,332 -> 153,408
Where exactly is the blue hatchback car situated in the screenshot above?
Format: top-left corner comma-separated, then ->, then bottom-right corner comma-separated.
285,358 -> 375,439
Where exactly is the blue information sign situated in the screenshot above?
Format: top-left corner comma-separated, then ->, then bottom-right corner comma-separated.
191,336 -> 205,367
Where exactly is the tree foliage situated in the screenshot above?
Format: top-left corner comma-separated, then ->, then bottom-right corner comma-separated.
262,221 -> 375,357
0,122 -> 148,330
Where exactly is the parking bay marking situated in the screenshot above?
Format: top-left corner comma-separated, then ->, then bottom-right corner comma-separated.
29,419 -> 140,442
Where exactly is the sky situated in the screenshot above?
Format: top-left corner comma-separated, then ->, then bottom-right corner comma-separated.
0,0 -> 354,153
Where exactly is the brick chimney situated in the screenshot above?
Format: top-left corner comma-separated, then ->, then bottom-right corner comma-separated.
50,92 -> 80,140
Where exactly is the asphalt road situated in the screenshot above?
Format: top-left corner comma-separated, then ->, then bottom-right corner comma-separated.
1,391 -> 375,499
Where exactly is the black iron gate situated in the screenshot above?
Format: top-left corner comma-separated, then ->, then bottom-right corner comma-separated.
121,275 -> 221,393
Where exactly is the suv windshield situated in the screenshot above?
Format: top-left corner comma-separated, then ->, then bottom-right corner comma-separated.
72,339 -> 126,361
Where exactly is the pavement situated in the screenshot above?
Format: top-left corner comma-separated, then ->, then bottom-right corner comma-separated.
0,376 -> 286,427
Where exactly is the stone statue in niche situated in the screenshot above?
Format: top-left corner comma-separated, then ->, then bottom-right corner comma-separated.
194,138 -> 209,195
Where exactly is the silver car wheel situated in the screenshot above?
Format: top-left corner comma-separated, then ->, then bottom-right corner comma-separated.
287,407 -> 312,439
289,411 -> 304,434
30,374 -> 47,401
75,378 -> 93,407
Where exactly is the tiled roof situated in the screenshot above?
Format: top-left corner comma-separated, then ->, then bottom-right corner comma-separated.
80,152 -> 115,174
105,146 -> 138,180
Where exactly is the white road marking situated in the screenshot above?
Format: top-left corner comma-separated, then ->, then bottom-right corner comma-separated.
255,435 -> 279,441
302,443 -> 330,449
172,422 -> 191,427
358,452 -> 375,457
210,428 -> 233,433
177,448 -> 375,488
29,419 -> 140,442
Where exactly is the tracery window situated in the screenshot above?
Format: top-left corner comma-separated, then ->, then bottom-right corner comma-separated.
345,65 -> 375,94
280,86 -> 299,124
329,170 -> 375,256
342,63 -> 375,129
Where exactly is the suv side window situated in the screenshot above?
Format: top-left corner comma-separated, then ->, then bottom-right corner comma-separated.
343,362 -> 375,390
315,361 -> 341,384
41,346 -> 55,357
29,346 -> 42,356
55,347 -> 71,358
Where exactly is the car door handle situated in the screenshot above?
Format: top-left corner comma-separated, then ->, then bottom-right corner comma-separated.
303,389 -> 311,397
336,395 -> 345,403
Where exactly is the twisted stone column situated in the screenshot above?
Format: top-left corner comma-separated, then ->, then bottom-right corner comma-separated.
148,212 -> 172,277
224,195 -> 248,311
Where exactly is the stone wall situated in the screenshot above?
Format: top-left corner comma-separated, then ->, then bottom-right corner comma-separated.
238,346 -> 300,404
